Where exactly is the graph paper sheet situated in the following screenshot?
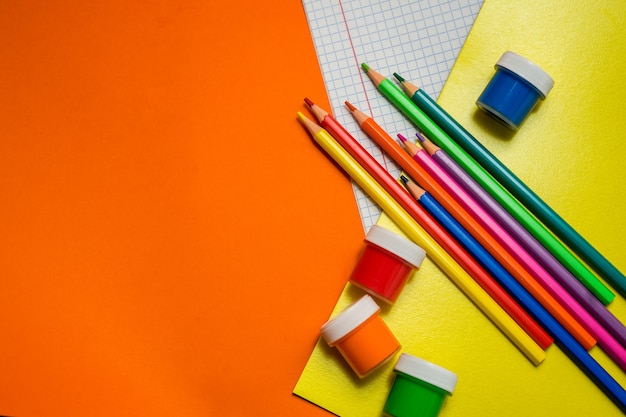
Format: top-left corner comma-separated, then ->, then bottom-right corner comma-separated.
302,0 -> 484,230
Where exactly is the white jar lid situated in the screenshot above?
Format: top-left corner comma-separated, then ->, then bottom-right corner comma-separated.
394,353 -> 458,394
496,51 -> 554,98
321,294 -> 380,345
365,225 -> 426,268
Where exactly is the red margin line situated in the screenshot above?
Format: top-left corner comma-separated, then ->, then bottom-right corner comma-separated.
338,0 -> 391,171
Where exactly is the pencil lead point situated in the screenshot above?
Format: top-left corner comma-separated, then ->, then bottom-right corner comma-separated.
400,175 -> 409,184
304,97 -> 314,107
344,100 -> 356,111
415,132 -> 426,143
297,111 -> 321,136
397,133 -> 408,143
393,73 -> 405,83
361,62 -> 370,72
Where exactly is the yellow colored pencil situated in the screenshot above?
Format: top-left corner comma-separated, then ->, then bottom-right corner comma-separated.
297,111 -> 545,365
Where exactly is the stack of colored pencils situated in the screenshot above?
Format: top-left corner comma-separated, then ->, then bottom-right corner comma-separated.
297,64 -> 626,412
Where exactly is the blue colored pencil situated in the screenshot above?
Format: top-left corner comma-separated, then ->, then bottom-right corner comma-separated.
394,72 -> 626,298
401,175 -> 626,412
414,133 -> 626,349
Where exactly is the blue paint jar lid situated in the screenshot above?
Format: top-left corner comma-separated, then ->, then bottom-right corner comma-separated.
496,51 -> 554,98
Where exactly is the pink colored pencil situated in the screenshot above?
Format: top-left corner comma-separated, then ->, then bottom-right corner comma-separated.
400,134 -> 626,370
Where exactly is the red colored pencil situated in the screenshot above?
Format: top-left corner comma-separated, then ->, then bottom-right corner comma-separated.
342,100 -> 595,350
304,98 -> 553,350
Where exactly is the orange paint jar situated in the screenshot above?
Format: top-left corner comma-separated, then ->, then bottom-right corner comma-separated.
321,294 -> 401,378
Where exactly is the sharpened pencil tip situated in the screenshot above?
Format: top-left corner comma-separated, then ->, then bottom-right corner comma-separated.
415,132 -> 426,143
344,100 -> 356,111
393,73 -> 405,83
361,62 -> 370,72
304,97 -> 314,107
297,111 -> 321,137
400,175 -> 409,184
397,133 -> 408,142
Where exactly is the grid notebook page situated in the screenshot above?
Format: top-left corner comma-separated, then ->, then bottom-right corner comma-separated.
302,0 -> 484,230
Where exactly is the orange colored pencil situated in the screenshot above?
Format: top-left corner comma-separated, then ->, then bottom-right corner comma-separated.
304,99 -> 552,350
344,101 -> 596,350
296,110 -> 546,365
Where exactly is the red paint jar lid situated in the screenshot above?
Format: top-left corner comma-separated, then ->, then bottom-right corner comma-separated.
365,226 -> 426,268
320,294 -> 380,345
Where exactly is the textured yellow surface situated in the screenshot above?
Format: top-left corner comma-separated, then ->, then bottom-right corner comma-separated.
295,1 -> 626,416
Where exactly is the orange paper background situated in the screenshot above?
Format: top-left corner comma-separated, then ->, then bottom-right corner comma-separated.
0,1 -> 364,415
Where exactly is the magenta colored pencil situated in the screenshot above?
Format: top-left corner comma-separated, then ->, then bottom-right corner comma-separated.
416,133 -> 626,350
399,134 -> 626,370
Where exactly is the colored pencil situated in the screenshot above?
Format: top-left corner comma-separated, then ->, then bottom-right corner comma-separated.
392,71 -> 625,300
395,73 -> 613,305
401,177 -> 626,413
296,110 -> 546,365
402,135 -> 626,370
416,133 -> 626,349
305,98 -> 552,350
402,132 -> 598,338
344,100 -> 595,351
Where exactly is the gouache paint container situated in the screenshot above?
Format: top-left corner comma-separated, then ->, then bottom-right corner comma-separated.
477,51 -> 554,129
383,353 -> 458,417
350,225 -> 426,304
321,294 -> 401,378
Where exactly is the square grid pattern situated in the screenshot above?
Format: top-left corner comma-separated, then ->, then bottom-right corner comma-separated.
302,0 -> 484,230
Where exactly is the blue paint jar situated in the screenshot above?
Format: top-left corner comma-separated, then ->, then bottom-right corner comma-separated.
477,51 -> 554,129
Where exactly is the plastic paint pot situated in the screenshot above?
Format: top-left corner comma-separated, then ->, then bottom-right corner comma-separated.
383,353 -> 458,417
321,294 -> 401,378
349,225 -> 426,304
477,51 -> 554,129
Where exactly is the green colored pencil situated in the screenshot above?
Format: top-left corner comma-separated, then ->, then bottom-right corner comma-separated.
361,63 -> 626,295
392,72 -> 616,304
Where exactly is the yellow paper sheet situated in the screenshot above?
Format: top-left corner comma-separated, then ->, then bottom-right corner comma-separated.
295,1 -> 626,416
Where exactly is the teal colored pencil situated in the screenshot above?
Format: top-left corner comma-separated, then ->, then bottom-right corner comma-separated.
360,62 -> 622,299
389,71 -> 626,299
392,72 -> 615,305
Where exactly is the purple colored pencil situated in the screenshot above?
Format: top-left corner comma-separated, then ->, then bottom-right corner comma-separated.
416,133 -> 626,351
404,134 -> 626,371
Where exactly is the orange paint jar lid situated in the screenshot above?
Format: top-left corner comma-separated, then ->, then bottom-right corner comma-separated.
321,295 -> 401,377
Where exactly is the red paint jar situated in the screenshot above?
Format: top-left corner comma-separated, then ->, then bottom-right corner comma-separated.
349,225 -> 426,304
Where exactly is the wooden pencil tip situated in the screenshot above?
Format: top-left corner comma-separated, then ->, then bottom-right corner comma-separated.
400,175 -> 409,184
393,72 -> 405,83
297,111 -> 321,137
297,111 -> 315,126
304,97 -> 314,107
361,62 -> 370,72
397,133 -> 408,142
415,132 -> 426,143
344,100 -> 357,111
